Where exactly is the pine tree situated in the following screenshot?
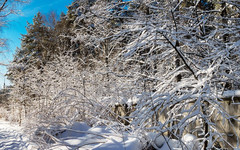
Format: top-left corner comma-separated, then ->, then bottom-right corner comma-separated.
18,12 -> 53,67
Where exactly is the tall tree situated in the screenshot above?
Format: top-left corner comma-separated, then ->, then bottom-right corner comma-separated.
19,12 -> 54,66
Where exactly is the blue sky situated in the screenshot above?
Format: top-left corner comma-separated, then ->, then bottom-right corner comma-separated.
0,0 -> 72,88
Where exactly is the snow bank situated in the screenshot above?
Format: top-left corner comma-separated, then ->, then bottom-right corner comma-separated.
50,122 -> 141,150
0,119 -> 202,150
146,132 -> 199,150
44,122 -> 201,150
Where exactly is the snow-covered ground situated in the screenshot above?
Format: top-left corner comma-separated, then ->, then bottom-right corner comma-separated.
0,119 -> 201,150
47,122 -> 199,150
0,119 -> 37,150
48,122 -> 141,150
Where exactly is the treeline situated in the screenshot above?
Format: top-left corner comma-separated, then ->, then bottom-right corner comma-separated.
4,0 -> 240,149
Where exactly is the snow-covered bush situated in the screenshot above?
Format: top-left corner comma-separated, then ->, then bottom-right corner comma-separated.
84,0 -> 240,149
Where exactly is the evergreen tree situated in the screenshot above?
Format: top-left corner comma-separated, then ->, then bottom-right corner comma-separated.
18,12 -> 53,66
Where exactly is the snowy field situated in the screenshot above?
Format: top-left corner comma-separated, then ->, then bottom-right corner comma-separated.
0,119 -> 37,150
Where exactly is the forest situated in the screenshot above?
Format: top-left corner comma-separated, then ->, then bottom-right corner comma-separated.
0,0 -> 240,149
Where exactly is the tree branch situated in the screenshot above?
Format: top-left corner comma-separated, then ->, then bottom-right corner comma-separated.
161,33 -> 198,80
0,0 -> 8,12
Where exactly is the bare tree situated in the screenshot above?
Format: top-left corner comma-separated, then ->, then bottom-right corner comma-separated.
0,0 -> 28,64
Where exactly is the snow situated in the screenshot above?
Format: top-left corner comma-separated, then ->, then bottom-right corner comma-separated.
0,119 -> 37,150
52,122 -> 141,150
50,122 -> 200,150
0,119 -> 203,150
181,134 -> 199,150
145,132 -> 199,150
222,90 -> 240,98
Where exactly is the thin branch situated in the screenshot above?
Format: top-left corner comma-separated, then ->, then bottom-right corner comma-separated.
160,33 -> 198,80
0,63 -> 8,66
0,0 -> 8,12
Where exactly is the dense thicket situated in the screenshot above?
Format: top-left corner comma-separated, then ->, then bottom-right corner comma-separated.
4,0 -> 240,149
